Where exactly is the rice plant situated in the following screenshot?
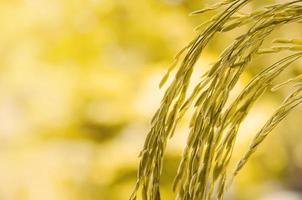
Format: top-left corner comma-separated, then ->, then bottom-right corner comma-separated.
130,0 -> 302,199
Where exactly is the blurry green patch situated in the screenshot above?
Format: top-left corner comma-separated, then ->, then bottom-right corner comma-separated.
80,121 -> 127,143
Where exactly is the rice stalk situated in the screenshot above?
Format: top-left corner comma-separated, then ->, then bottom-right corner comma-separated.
130,1 -> 302,200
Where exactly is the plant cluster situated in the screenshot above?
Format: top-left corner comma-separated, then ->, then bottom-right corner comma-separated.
130,0 -> 302,199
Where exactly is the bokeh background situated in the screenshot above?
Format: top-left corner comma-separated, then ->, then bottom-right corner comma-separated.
0,0 -> 302,199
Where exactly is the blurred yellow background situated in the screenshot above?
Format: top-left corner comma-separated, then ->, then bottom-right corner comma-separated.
0,0 -> 302,200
